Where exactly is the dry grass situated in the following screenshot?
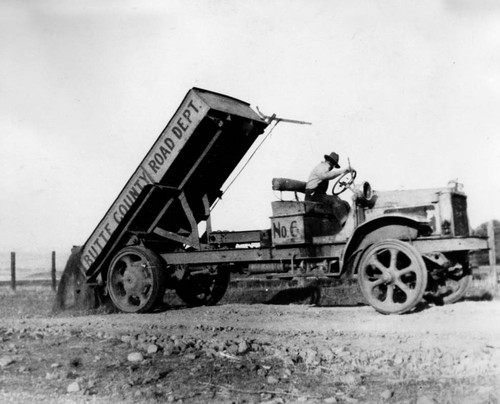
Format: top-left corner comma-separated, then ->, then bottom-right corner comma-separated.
0,285 -> 55,319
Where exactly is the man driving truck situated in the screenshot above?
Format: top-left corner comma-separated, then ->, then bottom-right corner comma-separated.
305,151 -> 354,231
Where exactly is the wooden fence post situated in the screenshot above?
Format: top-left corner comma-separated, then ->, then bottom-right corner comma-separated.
10,252 -> 16,291
51,251 -> 57,291
487,221 -> 498,288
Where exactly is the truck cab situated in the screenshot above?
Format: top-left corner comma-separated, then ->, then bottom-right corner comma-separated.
270,176 -> 484,312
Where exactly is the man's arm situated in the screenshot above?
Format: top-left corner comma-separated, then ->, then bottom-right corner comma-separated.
318,166 -> 352,181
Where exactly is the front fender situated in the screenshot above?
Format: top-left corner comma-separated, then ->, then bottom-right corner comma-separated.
341,214 -> 432,275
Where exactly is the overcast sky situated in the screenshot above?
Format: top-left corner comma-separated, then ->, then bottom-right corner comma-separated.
1,0 -> 499,258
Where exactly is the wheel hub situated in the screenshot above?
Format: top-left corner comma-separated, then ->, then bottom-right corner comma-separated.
123,265 -> 145,293
381,271 -> 395,283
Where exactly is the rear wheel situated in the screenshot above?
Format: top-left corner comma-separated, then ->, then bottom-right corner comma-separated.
358,239 -> 428,314
107,246 -> 167,313
175,266 -> 230,307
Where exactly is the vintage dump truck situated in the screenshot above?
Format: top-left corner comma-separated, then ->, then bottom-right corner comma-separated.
79,88 -> 489,314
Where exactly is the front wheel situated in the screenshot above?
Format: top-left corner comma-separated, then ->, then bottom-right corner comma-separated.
107,246 -> 167,313
357,239 -> 428,314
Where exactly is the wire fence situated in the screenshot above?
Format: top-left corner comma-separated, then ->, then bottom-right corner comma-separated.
0,251 -> 66,290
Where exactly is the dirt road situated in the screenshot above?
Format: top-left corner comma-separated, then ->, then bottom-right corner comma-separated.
0,287 -> 499,404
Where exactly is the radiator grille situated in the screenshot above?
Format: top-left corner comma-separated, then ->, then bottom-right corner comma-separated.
452,195 -> 469,236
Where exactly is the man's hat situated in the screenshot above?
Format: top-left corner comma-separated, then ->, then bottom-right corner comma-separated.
324,152 -> 340,168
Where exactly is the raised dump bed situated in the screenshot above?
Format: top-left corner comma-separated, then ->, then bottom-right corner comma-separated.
80,88 -> 268,282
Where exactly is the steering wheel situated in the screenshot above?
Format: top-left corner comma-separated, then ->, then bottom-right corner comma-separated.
332,170 -> 357,195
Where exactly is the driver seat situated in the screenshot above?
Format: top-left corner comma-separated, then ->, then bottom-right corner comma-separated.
271,178 -> 350,238
272,177 -> 306,200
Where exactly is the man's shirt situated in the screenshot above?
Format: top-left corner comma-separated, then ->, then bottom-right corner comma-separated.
306,161 -> 343,193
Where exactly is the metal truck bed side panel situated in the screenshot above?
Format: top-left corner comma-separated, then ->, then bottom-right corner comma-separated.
80,88 -> 267,277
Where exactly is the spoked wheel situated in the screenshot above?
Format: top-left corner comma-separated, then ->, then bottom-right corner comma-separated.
358,239 -> 428,314
107,246 -> 167,313
175,266 -> 230,307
